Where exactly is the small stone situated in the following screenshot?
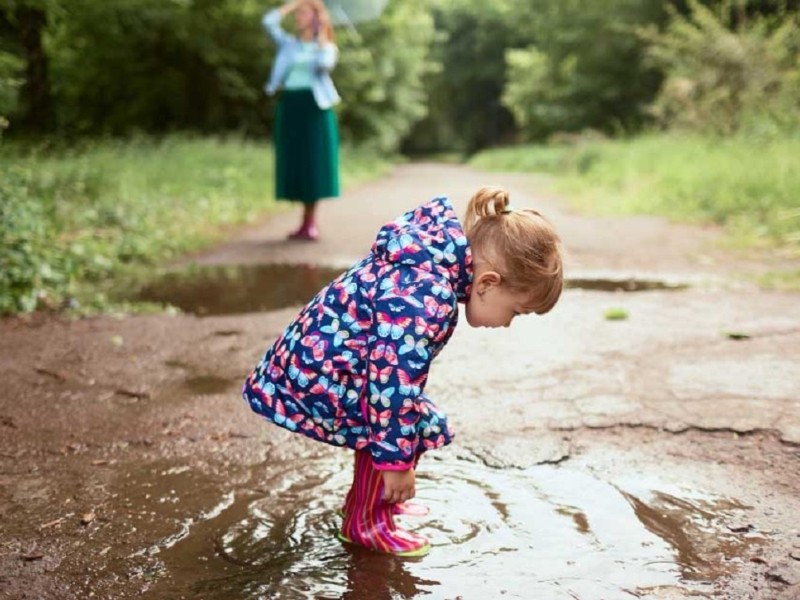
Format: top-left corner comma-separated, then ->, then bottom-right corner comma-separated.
21,552 -> 44,561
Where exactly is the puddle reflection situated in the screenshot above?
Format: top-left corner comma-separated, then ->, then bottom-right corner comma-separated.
128,263 -> 345,315
138,455 -> 760,599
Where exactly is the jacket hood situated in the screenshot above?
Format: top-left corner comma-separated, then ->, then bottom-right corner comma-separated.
371,196 -> 473,301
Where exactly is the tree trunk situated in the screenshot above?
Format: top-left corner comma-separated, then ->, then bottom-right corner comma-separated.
17,5 -> 53,131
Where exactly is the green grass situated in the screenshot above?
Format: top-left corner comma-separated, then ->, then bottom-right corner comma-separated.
757,268 -> 800,290
0,135 -> 392,314
470,133 -> 800,253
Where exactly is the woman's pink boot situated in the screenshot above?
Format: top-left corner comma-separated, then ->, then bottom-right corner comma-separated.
338,450 -> 431,557
288,220 -> 319,241
288,204 -> 320,241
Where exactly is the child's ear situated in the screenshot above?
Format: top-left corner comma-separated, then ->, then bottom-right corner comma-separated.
477,270 -> 502,292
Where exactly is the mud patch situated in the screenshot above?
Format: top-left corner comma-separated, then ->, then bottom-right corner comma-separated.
182,375 -> 235,396
138,455 -> 761,599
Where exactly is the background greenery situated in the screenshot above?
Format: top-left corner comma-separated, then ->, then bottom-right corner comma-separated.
471,133 -> 800,251
0,138 -> 390,313
2,0 -> 799,313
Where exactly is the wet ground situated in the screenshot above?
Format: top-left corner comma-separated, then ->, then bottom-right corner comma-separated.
2,163 -> 799,599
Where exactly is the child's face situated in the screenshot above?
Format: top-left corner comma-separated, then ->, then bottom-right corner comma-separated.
464,269 -> 533,328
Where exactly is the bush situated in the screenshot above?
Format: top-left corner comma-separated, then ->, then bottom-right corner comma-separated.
642,0 -> 800,134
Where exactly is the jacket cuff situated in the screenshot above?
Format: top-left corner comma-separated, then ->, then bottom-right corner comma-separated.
372,460 -> 414,472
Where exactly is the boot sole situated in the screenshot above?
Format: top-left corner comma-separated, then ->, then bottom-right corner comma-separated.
336,531 -> 431,557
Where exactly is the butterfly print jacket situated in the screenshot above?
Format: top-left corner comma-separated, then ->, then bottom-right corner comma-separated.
243,197 -> 473,470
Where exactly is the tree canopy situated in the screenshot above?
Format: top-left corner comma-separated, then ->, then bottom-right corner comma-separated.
1,0 -> 798,150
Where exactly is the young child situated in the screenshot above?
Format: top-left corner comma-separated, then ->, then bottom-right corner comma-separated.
242,187 -> 563,557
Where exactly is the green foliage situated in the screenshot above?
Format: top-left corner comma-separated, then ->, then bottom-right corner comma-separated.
470,132 -> 800,252
757,268 -> 800,290
1,0 -> 437,152
502,0 -> 665,140
643,0 -> 800,134
46,0 -> 268,134
335,0 -> 437,153
0,167 -> 61,312
470,142 -> 574,174
405,0 -> 521,153
0,50 -> 22,135
0,136 -> 392,314
604,307 -> 629,321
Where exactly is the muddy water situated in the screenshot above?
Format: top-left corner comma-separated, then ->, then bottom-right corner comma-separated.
130,454 -> 760,600
128,264 -> 346,315
124,263 -> 689,316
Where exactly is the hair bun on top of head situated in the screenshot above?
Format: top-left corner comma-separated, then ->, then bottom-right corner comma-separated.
463,185 -> 564,314
464,186 -> 511,232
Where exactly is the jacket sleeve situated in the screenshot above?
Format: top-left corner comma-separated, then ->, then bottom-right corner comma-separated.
365,267 -> 455,470
262,8 -> 292,46
315,43 -> 338,72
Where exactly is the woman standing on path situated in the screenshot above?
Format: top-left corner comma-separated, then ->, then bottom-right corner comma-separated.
263,0 -> 341,241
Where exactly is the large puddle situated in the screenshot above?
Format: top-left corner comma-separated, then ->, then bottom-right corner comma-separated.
127,264 -> 346,315
131,454 -> 760,599
123,263 -> 689,316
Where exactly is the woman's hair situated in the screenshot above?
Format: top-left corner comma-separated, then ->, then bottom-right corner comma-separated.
300,0 -> 335,43
463,186 -> 563,314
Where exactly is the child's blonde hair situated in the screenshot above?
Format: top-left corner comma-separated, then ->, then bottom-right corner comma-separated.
463,186 -> 563,314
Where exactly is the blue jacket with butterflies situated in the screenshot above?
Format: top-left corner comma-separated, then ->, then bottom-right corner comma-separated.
243,197 -> 474,470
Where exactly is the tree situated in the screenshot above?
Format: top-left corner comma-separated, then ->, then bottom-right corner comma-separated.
502,0 -> 665,141
335,0 -> 438,152
404,0 -> 522,153
0,0 -> 58,132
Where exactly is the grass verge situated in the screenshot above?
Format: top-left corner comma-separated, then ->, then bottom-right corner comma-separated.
1,135 -> 392,314
470,133 -> 800,255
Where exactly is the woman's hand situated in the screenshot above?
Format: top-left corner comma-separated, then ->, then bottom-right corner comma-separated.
382,469 -> 416,504
279,0 -> 302,16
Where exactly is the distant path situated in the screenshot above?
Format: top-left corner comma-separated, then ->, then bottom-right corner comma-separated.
190,162 -> 748,278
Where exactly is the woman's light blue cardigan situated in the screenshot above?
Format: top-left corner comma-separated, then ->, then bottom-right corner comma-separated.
262,9 -> 341,110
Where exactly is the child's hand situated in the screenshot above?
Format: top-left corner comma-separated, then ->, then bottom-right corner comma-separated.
382,469 -> 416,504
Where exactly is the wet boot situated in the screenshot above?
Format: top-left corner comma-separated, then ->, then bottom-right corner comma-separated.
338,450 -> 431,557
341,453 -> 429,518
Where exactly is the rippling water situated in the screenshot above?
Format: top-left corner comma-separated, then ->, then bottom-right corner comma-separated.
141,453 -> 760,599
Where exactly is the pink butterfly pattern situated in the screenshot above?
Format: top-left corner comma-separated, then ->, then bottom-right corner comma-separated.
243,197 -> 470,469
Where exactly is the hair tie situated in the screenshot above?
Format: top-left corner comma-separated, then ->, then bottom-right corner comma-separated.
501,206 -> 514,214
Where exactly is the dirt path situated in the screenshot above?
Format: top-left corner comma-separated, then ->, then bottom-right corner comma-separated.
1,163 -> 799,600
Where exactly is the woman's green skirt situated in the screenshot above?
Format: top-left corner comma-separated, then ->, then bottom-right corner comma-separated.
274,89 -> 340,204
